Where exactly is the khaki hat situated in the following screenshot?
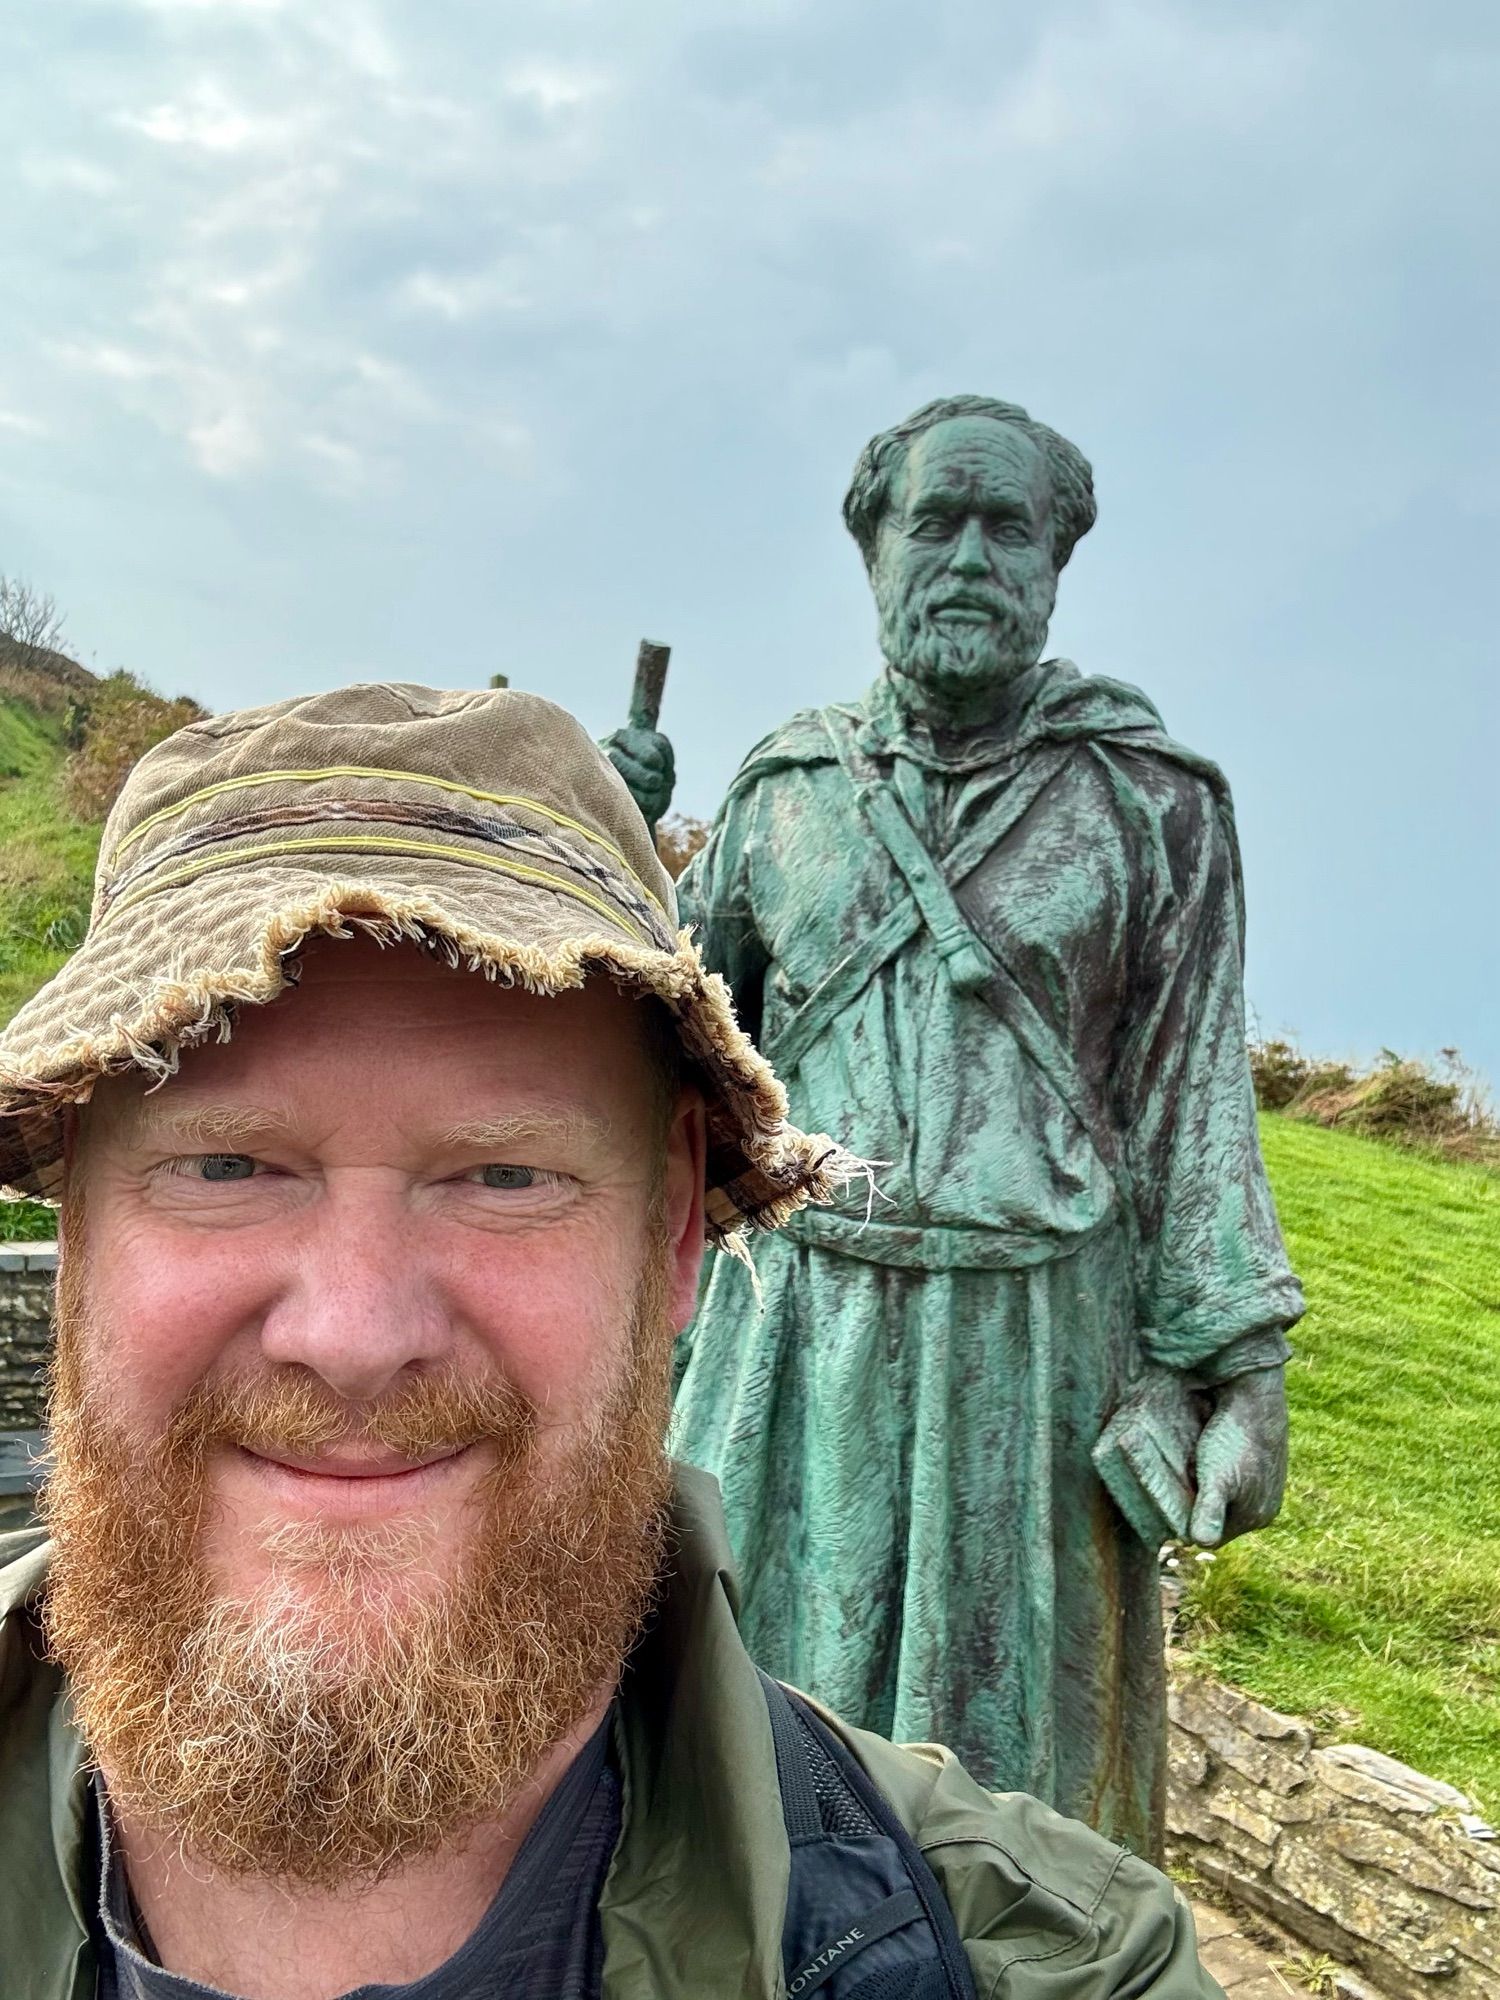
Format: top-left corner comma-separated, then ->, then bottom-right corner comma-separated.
0,682 -> 846,1240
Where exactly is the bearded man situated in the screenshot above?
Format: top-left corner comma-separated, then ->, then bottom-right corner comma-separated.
0,681 -> 1223,1999
609,396 -> 1304,1858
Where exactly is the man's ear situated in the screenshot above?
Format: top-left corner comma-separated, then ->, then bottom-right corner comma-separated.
662,1088 -> 708,1335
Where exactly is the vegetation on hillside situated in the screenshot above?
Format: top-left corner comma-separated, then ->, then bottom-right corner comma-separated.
655,811 -> 709,879
0,691 -> 104,1244
0,677 -> 102,1025
0,611 -> 201,1238
1181,1113 -> 1500,1813
1251,1036 -> 1499,1170
60,670 -> 204,822
0,661 -> 202,1016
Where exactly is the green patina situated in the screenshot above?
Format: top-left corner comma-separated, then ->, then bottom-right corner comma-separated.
609,396 -> 1302,1859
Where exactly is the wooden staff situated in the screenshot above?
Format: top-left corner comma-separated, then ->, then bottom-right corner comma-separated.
629,639 -> 670,733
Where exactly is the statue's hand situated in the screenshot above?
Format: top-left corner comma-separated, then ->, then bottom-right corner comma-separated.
602,726 -> 676,828
1188,1367 -> 1288,1548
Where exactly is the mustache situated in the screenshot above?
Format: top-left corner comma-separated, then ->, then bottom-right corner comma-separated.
160,1368 -> 538,1469
918,585 -> 1020,621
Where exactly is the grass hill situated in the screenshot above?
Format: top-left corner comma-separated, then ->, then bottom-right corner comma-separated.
1182,1115 -> 1500,1814
0,642 -> 200,1082
0,654 -> 103,1029
0,662 -> 1493,1804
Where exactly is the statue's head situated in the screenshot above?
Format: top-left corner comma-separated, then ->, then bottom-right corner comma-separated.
843,395 -> 1096,717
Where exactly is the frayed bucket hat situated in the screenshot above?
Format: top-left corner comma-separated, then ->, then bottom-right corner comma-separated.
0,681 -> 848,1241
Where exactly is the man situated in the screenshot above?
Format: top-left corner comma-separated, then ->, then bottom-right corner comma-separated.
609,396 -> 1304,1857
0,681 -> 1221,1998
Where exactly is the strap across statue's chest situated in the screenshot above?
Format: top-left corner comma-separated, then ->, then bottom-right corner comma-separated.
753,744 -> 1065,992
749,728 -> 1123,1179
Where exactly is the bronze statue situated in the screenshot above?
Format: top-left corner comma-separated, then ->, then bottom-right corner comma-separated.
609,395 -> 1303,1855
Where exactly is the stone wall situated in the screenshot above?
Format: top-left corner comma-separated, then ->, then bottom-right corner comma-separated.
1169,1670 -> 1500,1999
0,1240 -> 55,1432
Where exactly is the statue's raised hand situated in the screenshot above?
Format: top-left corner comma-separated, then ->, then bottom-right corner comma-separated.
603,726 -> 676,830
1189,1367 -> 1288,1547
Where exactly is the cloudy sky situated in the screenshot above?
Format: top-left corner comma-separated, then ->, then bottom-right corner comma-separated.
2,0 -> 1496,1083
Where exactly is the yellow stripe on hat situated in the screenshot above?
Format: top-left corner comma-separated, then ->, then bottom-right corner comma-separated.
111,766 -> 665,915
102,835 -> 652,945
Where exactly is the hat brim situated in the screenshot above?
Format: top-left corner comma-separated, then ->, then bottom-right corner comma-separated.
0,850 -> 848,1241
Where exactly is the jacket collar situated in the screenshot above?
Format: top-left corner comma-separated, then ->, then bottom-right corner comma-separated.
0,1467 -> 789,2000
0,1528 -> 92,2000
604,1461 -> 788,1996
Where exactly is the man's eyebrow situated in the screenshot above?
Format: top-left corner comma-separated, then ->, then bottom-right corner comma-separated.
912,484 -> 1033,518
441,1110 -> 614,1154
120,1101 -> 298,1149
979,491 -> 1033,518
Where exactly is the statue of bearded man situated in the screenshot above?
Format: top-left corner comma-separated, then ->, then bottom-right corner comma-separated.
609,395 -> 1304,1857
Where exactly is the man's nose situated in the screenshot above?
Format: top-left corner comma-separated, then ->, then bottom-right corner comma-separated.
257,1195 -> 454,1404
948,516 -> 990,579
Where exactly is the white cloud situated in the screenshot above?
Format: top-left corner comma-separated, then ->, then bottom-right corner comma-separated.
131,0 -> 287,13
299,430 -> 372,499
993,0 -> 1310,152
122,79 -> 287,153
502,62 -> 609,113
0,408 -> 47,437
8,5 -> 642,496
187,406 -> 264,476
317,7 -> 401,83
350,354 -> 441,420
189,255 -> 304,309
20,155 -> 120,196
396,267 -> 534,322
55,342 -> 161,383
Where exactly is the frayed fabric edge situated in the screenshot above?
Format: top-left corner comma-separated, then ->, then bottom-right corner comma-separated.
0,886 -> 865,1244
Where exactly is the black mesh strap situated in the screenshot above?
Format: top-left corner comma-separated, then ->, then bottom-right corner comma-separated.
759,1667 -> 824,1844
759,1671 -> 978,2000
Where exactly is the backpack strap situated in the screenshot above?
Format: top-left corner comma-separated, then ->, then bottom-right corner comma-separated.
759,1670 -> 977,2000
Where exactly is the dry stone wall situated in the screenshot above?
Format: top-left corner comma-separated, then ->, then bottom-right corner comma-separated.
1169,1669 -> 1500,1999
0,1241 -> 54,1531
0,1241 -> 54,1432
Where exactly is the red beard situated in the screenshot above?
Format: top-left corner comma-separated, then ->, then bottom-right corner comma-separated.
42,1239 -> 673,1886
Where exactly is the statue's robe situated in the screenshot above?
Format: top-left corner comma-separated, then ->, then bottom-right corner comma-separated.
672,660 -> 1303,1856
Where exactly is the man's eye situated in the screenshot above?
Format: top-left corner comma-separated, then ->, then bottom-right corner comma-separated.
478,1164 -> 539,1190
198,1154 -> 257,1182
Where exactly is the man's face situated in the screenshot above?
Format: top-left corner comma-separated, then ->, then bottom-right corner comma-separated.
44,937 -> 706,1880
872,416 -> 1060,716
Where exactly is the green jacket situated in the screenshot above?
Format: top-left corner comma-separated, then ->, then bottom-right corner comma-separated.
0,1465 -> 1221,2000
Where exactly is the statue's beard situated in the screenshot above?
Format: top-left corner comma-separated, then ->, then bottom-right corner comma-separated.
41,1242 -> 673,1888
875,574 -> 1053,719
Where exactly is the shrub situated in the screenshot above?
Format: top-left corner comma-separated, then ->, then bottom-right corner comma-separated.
655,813 -> 710,880
0,655 -> 85,717
1250,1038 -> 1499,1168
63,671 -> 204,822
0,1198 -> 57,1242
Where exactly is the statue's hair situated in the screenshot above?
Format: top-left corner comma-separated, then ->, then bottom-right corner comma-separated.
842,394 -> 1097,572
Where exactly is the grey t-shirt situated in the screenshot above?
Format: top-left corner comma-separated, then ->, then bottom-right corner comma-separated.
91,1713 -> 620,2000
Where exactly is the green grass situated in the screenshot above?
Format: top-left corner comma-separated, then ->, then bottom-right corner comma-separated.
1182,1113 -> 1500,1813
0,698 -> 99,1239
0,700 -> 100,1019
